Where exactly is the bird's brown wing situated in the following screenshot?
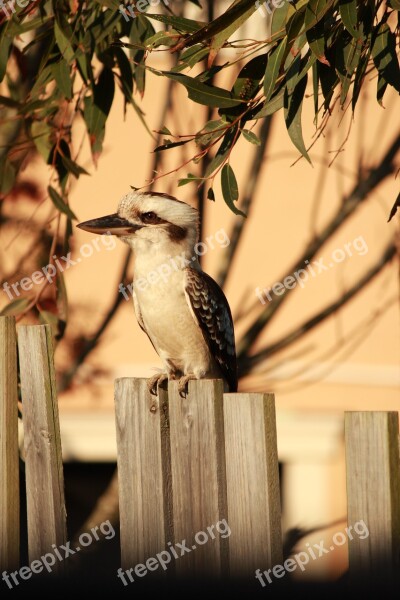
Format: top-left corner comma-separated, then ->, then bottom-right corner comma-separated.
184,267 -> 238,392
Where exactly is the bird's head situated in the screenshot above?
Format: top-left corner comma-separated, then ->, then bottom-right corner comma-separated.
77,191 -> 199,253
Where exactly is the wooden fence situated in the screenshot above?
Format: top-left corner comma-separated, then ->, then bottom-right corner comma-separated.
1,317 -> 400,583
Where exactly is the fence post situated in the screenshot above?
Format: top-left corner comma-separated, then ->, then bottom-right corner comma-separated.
223,392 -> 282,578
114,378 -> 172,571
18,324 -> 67,570
345,411 -> 400,580
168,379 -> 228,577
0,316 -> 20,572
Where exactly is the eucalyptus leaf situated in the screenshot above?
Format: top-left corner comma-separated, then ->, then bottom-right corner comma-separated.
221,164 -> 246,217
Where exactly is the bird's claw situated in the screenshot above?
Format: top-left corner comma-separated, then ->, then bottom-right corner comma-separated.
178,374 -> 197,397
147,373 -> 169,395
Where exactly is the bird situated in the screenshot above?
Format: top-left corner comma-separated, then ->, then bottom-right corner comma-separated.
77,191 -> 238,395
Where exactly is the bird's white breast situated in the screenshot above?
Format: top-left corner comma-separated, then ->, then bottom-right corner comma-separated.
132,263 -> 219,378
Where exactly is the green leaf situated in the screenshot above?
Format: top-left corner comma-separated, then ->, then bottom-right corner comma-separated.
61,155 -> 89,178
145,13 -> 205,33
208,1 -> 258,66
0,95 -> 20,108
339,0 -> 361,39
219,53 -> 268,121
207,187 -> 215,202
0,157 -> 16,194
195,119 -> 225,148
286,4 -> 307,47
232,54 -> 268,101
113,46 -> 133,104
204,125 -> 239,178
84,68 -> 115,156
157,126 -> 172,136
174,45 -> 209,71
177,0 -> 257,49
319,61 -> 339,110
178,173 -> 203,186
145,31 -> 178,49
304,0 -> 335,32
271,2 -> 290,39
30,64 -> 53,98
154,139 -> 191,152
0,298 -> 31,317
31,121 -> 53,162
221,164 -> 246,217
352,42 -> 370,111
160,72 -> 244,108
284,59 -> 311,163
53,59 -> 73,100
264,38 -> 287,102
48,186 -> 77,220
388,193 -> 400,222
54,21 -> 75,64
306,18 -> 329,65
335,35 -> 362,106
371,23 -> 400,98
242,129 -> 261,145
94,0 -> 120,8
0,34 -> 12,83
252,88 -> 285,119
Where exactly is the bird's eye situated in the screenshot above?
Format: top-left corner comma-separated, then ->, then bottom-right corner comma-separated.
141,211 -> 161,224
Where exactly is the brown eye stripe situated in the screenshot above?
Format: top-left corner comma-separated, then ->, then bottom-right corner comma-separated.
140,212 -> 164,224
167,223 -> 187,241
138,211 -> 187,241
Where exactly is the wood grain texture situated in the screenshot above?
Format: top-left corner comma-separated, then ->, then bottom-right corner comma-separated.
114,378 -> 172,570
0,316 -> 20,571
345,411 -> 400,577
168,379 -> 228,577
18,325 -> 67,570
224,393 -> 282,576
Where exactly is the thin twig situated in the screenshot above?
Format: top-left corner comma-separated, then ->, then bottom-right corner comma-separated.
239,242 -> 396,374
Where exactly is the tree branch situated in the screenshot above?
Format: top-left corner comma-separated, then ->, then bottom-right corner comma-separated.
237,132 -> 400,360
58,247 -> 132,391
215,115 -> 273,288
239,242 -> 396,374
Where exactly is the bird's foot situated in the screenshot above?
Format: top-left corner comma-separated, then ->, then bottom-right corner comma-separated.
178,374 -> 198,397
147,373 -> 169,396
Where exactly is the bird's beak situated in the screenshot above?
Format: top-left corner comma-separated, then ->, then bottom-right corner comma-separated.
76,213 -> 142,235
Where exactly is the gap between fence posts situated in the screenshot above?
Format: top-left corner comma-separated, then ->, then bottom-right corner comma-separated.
0,316 -> 20,571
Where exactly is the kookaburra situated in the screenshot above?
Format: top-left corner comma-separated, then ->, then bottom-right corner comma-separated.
77,191 -> 238,395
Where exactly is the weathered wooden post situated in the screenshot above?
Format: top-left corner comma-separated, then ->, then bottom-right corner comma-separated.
0,316 -> 20,571
18,324 -> 67,571
345,411 -> 400,581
